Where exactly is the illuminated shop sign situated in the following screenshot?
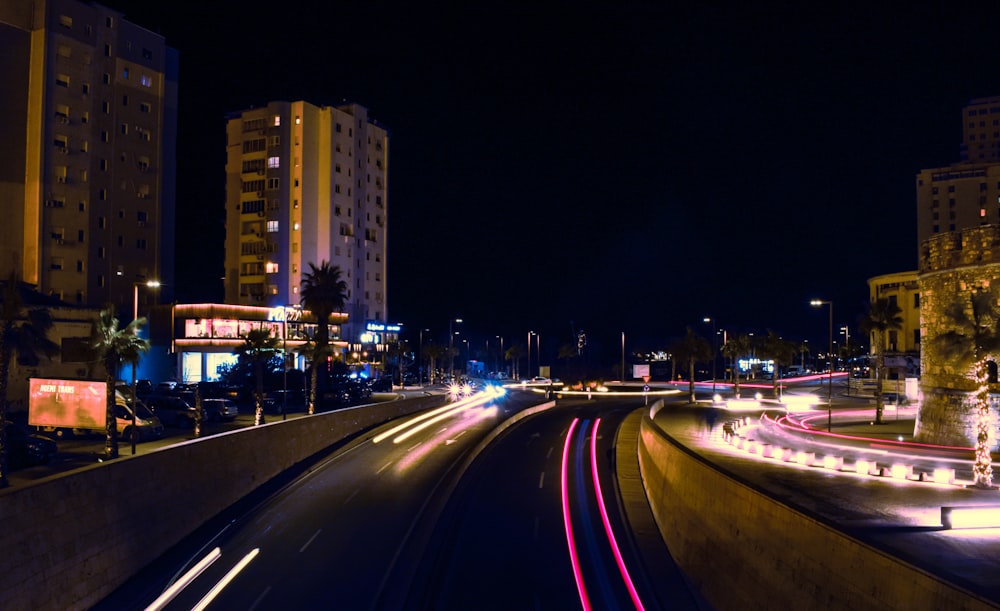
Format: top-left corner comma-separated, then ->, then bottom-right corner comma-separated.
365,322 -> 401,332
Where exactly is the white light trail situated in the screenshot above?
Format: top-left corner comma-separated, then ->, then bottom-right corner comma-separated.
191,548 -> 260,611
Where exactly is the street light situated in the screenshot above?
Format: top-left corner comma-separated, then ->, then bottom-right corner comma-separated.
419,328 -> 429,386
810,299 -> 834,432
496,335 -> 504,377
621,331 -> 626,382
527,331 -> 533,379
704,317 -> 718,393
131,280 -> 160,455
449,318 -> 462,380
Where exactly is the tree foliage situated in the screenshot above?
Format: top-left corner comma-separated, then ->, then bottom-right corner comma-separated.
90,307 -> 149,460
0,273 -> 58,487
859,297 -> 904,423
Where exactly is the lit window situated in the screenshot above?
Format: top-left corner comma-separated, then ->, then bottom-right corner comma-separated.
267,156 -> 280,168
123,68 -> 129,79
293,222 -> 300,231
295,116 -> 301,125
273,115 -> 281,126
267,220 -> 279,232
141,75 -> 151,87
265,262 -> 279,274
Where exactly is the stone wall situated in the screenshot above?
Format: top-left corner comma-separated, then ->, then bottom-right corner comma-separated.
917,225 -> 1000,446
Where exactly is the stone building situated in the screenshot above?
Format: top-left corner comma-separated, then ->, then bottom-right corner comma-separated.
916,224 -> 1000,447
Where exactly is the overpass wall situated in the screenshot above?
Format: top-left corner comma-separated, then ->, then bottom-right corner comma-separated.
0,396 -> 443,611
637,411 -> 996,610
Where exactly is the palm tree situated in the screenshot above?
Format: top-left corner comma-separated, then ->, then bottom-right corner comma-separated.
234,329 -> 281,425
760,331 -> 797,398
90,307 -> 149,460
421,343 -> 446,383
300,261 -> 347,414
798,341 -> 811,370
506,344 -> 525,380
0,272 -> 58,487
860,297 -> 904,424
670,327 -> 713,403
722,333 -> 754,398
933,288 -> 1000,489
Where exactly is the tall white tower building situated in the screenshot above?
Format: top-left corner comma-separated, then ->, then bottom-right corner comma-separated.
223,101 -> 389,343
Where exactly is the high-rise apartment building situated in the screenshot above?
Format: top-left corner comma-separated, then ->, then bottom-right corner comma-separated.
916,96 -> 1000,251
223,101 -> 388,343
0,0 -> 177,312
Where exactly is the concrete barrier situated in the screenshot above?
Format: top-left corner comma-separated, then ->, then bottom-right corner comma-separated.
637,411 -> 997,610
0,395 -> 445,611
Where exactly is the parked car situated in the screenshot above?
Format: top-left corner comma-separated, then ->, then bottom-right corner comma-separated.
200,398 -> 239,422
145,394 -> 199,428
370,377 -> 393,392
6,421 -> 57,469
38,391 -> 164,442
114,400 -> 165,442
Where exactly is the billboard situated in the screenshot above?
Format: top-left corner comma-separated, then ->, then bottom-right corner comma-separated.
28,378 -> 107,429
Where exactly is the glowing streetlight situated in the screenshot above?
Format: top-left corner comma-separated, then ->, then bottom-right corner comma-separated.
704,317 -> 718,393
130,279 -> 160,455
810,299 -> 833,431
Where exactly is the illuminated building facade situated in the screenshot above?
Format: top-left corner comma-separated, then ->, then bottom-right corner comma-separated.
916,97 -> 1000,251
866,270 -> 921,384
223,101 -> 388,345
148,303 -> 348,384
0,0 -> 177,311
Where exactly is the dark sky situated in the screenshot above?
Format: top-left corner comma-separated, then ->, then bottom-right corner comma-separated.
102,1 -> 1000,362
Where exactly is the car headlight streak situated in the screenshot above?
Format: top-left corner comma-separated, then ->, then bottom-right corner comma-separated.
372,387 -> 503,445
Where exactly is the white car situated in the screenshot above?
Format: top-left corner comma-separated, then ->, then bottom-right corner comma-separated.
523,376 -> 552,385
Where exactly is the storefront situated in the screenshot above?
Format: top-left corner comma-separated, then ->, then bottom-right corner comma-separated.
149,303 -> 348,383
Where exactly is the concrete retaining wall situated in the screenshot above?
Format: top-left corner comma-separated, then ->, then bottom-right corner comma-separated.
637,411 -> 997,610
0,395 -> 444,611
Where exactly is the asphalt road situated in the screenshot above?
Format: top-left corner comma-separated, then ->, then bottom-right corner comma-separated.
403,397 -> 700,610
93,389 -> 542,610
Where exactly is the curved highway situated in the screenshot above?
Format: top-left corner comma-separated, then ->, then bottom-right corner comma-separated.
401,397 -> 699,610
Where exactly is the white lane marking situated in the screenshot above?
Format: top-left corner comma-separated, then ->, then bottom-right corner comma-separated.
145,547 -> 222,611
376,461 -> 393,474
538,472 -> 545,489
408,442 -> 422,452
192,548 -> 260,611
299,529 -> 322,553
546,446 -> 554,459
247,585 -> 271,611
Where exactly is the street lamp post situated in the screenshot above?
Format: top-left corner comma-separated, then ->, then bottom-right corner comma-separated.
527,331 -> 533,379
131,280 -> 160,455
810,299 -> 834,431
621,331 -> 626,382
496,335 -> 504,377
419,328 -> 429,386
449,318 -> 462,380
704,317 -> 718,393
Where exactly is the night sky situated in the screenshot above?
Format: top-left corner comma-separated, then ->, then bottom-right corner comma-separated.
101,1 -> 1000,363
